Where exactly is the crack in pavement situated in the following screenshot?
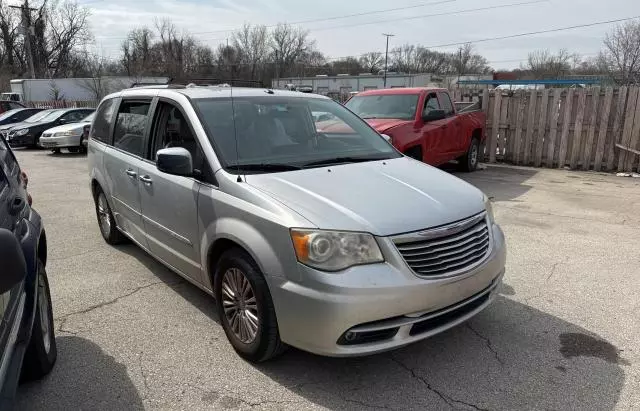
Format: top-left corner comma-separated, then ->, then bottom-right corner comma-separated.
187,383 -> 304,409
138,352 -> 151,401
389,354 -> 490,411
546,261 -> 561,282
54,280 -> 185,331
466,323 -> 505,365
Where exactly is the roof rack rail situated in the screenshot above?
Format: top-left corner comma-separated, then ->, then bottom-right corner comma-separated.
168,77 -> 264,88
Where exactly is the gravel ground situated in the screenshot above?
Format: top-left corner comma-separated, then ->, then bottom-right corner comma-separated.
13,148 -> 640,410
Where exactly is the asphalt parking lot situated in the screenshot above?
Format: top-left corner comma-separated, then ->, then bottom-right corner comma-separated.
13,148 -> 640,410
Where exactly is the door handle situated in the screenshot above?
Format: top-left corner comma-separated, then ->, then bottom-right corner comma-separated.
125,169 -> 137,179
139,175 -> 153,185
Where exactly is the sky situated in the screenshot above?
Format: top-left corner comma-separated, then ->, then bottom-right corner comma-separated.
72,0 -> 640,70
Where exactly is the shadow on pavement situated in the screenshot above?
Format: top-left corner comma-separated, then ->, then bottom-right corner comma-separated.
254,292 -> 626,410
450,164 -> 539,203
16,336 -> 144,411
116,241 -> 626,410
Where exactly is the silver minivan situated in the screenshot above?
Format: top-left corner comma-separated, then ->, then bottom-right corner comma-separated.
88,86 -> 506,362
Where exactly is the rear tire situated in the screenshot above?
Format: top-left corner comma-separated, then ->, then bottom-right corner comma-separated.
94,188 -> 126,245
21,259 -> 57,381
68,147 -> 79,153
214,248 -> 285,362
458,138 -> 480,172
51,148 -> 61,154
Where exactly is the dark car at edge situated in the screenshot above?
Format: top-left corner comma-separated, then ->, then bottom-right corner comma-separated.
5,108 -> 94,148
0,134 -> 56,406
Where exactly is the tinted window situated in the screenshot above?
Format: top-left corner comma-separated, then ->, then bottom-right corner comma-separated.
25,110 -> 57,123
113,101 -> 150,157
0,109 -> 21,121
91,99 -> 117,144
439,92 -> 454,116
345,94 -> 419,120
193,97 -> 400,172
0,135 -> 19,180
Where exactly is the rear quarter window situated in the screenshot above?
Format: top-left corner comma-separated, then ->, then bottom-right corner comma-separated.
91,99 -> 117,144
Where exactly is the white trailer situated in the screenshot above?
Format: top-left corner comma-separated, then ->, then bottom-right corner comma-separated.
3,76 -> 169,102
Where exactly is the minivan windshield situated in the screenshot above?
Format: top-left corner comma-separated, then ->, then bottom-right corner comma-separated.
345,94 -> 419,120
193,96 -> 400,173
24,109 -> 60,123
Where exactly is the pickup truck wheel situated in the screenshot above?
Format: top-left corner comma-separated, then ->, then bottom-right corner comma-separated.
21,259 -> 57,381
215,248 -> 285,362
94,189 -> 126,244
459,138 -> 480,172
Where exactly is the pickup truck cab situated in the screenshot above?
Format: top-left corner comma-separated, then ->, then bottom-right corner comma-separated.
345,88 -> 486,171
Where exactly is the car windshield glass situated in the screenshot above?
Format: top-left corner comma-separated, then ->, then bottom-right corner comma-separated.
25,109 -> 59,123
82,112 -> 95,122
345,94 -> 419,120
0,109 -> 21,120
193,96 -> 400,173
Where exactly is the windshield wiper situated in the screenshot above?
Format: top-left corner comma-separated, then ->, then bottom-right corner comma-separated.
302,156 -> 390,168
231,163 -> 302,172
361,116 -> 379,119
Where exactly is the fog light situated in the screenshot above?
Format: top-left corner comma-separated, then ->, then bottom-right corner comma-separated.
344,331 -> 357,342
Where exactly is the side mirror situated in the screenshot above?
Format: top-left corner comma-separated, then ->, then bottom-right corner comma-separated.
381,134 -> 392,144
422,109 -> 446,122
156,147 -> 193,176
0,228 -> 27,294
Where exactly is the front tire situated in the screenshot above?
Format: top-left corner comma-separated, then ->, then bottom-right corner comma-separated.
94,188 -> 125,244
51,148 -> 61,154
214,248 -> 285,362
458,138 -> 480,172
21,259 -> 57,381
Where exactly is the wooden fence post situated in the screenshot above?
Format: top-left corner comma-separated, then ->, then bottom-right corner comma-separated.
624,87 -> 640,171
557,88 -> 575,168
593,87 -> 613,171
489,91 -> 501,163
607,86 -> 628,170
534,89 -> 550,167
545,89 -> 562,167
513,91 -> 527,165
523,90 -> 537,165
581,87 -> 601,170
570,89 -> 588,169
618,87 -> 639,171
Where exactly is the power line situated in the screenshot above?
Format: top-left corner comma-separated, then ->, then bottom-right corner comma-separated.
286,0 -> 548,35
189,0 -> 457,35
323,15 -> 640,62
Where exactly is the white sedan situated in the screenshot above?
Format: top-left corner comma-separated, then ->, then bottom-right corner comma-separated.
39,112 -> 94,154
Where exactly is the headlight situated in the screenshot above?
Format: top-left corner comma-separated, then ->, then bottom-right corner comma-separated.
16,129 -> 29,136
483,195 -> 495,223
54,131 -> 76,137
290,229 -> 384,271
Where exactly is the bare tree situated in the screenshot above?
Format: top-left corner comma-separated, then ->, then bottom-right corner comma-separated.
270,23 -> 315,78
360,52 -> 382,73
121,27 -> 154,76
526,49 -> 572,78
602,21 -> 640,84
233,24 -> 269,80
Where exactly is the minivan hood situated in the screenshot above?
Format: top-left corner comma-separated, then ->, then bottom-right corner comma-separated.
365,118 -> 411,133
246,157 -> 485,236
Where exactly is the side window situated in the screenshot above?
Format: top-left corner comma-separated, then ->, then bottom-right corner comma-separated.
439,92 -> 454,116
0,136 -> 19,181
113,101 -> 151,157
423,93 -> 441,116
91,99 -> 117,144
150,102 -> 208,171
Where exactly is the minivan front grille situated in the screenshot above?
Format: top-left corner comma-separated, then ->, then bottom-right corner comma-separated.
393,213 -> 490,277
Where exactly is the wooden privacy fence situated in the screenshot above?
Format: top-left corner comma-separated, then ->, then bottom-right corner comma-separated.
466,87 -> 640,172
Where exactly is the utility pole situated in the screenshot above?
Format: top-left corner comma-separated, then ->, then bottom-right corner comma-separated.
9,0 -> 37,79
382,33 -> 394,88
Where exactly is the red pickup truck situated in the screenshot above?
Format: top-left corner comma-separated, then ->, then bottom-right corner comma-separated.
344,88 -> 486,171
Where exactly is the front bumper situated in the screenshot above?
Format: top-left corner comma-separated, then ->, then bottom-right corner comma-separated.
39,134 -> 81,148
271,223 -> 506,357
7,133 -> 34,147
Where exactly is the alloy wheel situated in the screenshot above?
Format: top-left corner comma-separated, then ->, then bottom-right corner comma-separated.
97,193 -> 111,235
221,268 -> 259,344
37,272 -> 52,354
